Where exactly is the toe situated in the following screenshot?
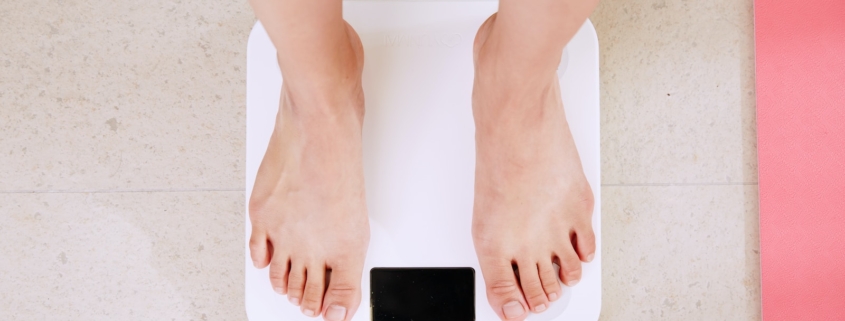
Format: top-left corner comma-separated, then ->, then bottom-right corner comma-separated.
301,263 -> 326,317
538,259 -> 562,302
574,225 -> 596,263
268,250 -> 290,295
287,262 -> 307,306
322,266 -> 363,321
249,229 -> 270,268
515,260 -> 549,313
556,243 -> 582,287
480,259 -> 528,320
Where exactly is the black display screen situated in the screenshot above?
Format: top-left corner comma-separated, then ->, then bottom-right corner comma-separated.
370,267 -> 475,321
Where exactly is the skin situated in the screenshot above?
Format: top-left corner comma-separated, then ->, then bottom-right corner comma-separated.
471,1 -> 600,318
247,1 -> 367,320
246,0 -> 599,320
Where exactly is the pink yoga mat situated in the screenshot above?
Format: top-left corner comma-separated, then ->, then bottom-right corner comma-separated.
756,0 -> 845,320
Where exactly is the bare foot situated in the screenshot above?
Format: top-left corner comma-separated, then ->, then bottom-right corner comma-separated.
248,23 -> 369,321
471,15 -> 596,321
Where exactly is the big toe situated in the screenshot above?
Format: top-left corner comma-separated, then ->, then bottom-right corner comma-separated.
481,259 -> 529,320
321,266 -> 363,321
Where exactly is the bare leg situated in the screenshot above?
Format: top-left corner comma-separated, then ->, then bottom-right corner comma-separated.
471,1 -> 600,320
247,1 -> 368,321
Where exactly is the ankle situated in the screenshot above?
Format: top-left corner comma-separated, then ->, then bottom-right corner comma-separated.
473,18 -> 562,88
472,78 -> 556,121
281,82 -> 365,124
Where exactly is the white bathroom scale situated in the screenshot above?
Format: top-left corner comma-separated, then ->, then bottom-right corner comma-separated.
245,1 -> 601,320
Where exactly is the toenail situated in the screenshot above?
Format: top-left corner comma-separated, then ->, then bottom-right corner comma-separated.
503,301 -> 525,319
586,253 -> 595,262
303,309 -> 316,317
289,297 -> 300,306
567,279 -> 580,287
549,292 -> 558,301
535,304 -> 547,312
326,305 -> 347,321
273,287 -> 284,294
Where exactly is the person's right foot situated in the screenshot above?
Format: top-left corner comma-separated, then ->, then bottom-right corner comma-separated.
248,23 -> 369,321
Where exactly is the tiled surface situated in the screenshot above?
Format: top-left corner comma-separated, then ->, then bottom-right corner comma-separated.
594,0 -> 757,185
0,192 -> 245,320
0,0 -> 253,191
0,0 -> 759,320
600,186 -> 760,320
593,0 -> 760,319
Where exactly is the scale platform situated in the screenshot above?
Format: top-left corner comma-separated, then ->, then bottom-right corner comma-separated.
245,1 -> 601,320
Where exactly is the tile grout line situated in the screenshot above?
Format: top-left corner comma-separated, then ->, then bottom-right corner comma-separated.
1,182 -> 759,194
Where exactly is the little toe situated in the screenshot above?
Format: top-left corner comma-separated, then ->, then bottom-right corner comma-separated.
268,251 -> 290,295
516,260 -> 549,313
248,229 -> 271,268
287,262 -> 307,306
301,263 -> 326,317
556,245 -> 582,287
574,225 -> 596,263
481,259 -> 528,320
322,267 -> 363,321
538,260 -> 562,302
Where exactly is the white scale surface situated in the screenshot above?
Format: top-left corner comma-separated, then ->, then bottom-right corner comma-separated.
245,1 -> 601,320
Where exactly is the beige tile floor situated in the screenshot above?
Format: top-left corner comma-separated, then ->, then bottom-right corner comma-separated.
0,0 -> 759,320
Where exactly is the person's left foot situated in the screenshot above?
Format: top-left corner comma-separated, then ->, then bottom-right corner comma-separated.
471,14 -> 597,321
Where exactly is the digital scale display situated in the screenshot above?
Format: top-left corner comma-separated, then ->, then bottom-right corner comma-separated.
370,268 -> 475,321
